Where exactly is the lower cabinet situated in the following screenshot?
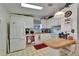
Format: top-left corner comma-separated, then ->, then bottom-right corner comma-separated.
34,33 -> 58,42
40,33 -> 51,41
35,34 -> 40,41
60,45 -> 76,56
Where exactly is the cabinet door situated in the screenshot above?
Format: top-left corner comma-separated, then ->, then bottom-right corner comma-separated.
40,34 -> 45,41
35,34 -> 40,41
47,20 -> 51,28
40,34 -> 51,41
25,17 -> 33,28
41,20 -> 47,28
28,18 -> 33,28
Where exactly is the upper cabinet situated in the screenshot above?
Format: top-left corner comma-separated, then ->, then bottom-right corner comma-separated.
41,17 -> 61,28
48,17 -> 61,27
41,19 -> 52,28
41,19 -> 47,28
24,16 -> 33,28
47,19 -> 52,28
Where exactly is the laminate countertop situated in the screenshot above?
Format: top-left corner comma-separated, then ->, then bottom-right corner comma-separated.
43,38 -> 75,49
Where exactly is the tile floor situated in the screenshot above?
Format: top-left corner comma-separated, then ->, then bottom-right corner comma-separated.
7,44 -> 61,56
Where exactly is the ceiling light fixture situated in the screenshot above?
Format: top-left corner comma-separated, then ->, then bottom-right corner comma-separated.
21,3 -> 43,10
55,11 -> 64,16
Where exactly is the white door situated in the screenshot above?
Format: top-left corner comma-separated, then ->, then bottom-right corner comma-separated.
10,38 -> 26,52
10,20 -> 25,38
10,19 -> 26,52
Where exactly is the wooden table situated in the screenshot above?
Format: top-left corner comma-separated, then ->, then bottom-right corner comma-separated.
43,38 -> 75,49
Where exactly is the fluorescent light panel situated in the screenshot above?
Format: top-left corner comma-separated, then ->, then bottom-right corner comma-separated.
21,3 -> 43,10
55,11 -> 64,16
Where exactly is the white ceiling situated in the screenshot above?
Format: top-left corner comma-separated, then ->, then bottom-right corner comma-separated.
3,3 -> 66,18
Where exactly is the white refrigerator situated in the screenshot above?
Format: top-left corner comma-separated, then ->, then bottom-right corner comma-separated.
10,19 -> 26,52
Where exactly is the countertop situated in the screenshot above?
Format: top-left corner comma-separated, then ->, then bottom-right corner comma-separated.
43,38 -> 75,49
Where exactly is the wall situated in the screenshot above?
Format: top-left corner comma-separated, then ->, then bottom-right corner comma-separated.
77,4 -> 79,42
61,4 -> 77,41
0,4 -> 10,55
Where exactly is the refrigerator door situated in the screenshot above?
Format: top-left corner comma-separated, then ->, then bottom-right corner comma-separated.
10,19 -> 26,52
10,20 -> 25,39
10,38 -> 26,52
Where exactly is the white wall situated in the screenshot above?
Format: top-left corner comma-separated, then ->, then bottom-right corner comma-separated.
0,4 -> 10,55
77,4 -> 79,42
61,4 -> 77,40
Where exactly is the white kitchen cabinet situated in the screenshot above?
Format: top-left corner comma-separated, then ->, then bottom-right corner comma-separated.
47,19 -> 52,28
48,17 -> 61,27
53,18 -> 60,26
24,17 -> 33,28
41,19 -> 47,28
34,33 -> 52,42
40,33 -> 51,41
60,44 -> 77,56
35,34 -> 40,41
41,18 -> 61,28
46,20 -> 51,28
